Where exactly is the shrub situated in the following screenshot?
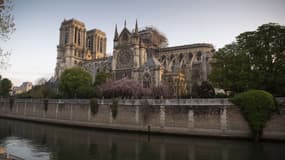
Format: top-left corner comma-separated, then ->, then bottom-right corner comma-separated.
191,81 -> 215,98
43,99 -> 48,112
230,90 -> 277,141
90,98 -> 99,115
198,81 -> 215,98
110,99 -> 118,119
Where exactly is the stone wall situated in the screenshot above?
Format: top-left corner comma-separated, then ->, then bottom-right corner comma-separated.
0,98 -> 284,140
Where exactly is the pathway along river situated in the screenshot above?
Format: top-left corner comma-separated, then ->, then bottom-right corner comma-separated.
0,118 -> 284,160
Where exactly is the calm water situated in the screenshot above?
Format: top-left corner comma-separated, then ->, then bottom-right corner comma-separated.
0,118 -> 284,160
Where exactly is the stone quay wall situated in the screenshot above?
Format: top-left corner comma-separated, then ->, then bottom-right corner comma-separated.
0,98 -> 285,140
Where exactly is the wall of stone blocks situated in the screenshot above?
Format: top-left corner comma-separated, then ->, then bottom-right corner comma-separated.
0,98 -> 285,140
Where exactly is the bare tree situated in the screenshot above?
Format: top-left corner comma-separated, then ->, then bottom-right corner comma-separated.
0,0 -> 15,69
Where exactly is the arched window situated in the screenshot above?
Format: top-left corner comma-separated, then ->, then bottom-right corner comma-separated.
122,33 -> 128,41
197,52 -> 202,61
179,53 -> 184,62
74,28 -> 77,43
100,38 -> 103,53
87,38 -> 91,49
189,52 -> 193,60
64,31 -> 69,44
78,31 -> 81,45
170,54 -> 174,60
162,55 -> 166,61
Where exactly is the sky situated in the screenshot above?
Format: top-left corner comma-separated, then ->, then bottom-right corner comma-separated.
1,0 -> 285,86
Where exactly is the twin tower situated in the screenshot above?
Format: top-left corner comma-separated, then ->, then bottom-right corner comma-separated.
55,19 -> 107,79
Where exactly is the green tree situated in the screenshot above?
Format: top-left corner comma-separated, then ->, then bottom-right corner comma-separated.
210,23 -> 285,95
231,90 -> 277,141
94,71 -> 111,86
59,67 -> 93,98
0,0 -> 15,69
0,77 -> 12,97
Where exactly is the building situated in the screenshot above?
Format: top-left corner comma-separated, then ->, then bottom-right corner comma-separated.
55,19 -> 215,96
54,19 -> 107,79
13,82 -> 33,95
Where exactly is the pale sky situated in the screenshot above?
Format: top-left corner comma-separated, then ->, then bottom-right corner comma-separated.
1,0 -> 285,86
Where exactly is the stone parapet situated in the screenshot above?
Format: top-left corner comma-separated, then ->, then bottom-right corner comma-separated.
0,98 -> 284,140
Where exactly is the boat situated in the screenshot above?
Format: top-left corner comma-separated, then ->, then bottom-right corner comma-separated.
0,147 -> 24,160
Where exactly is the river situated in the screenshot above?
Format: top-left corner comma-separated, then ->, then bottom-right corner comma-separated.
0,118 -> 284,160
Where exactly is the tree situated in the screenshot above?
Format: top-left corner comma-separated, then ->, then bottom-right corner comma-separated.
231,90 -> 277,141
210,23 -> 285,95
94,71 -> 112,86
59,67 -> 93,98
100,78 -> 147,98
0,0 -> 15,69
198,81 -> 215,98
0,77 -> 12,97
189,81 -> 215,98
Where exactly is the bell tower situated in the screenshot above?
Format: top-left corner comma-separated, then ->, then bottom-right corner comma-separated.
55,19 -> 86,79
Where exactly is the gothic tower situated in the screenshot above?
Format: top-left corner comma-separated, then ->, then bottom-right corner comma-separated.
86,29 -> 107,60
112,20 -> 147,80
55,18 -> 107,79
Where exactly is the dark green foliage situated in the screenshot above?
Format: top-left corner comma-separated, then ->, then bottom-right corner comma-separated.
0,78 -> 12,97
94,71 -> 112,86
76,86 -> 96,98
43,99 -> 48,112
210,23 -> 285,95
231,90 -> 277,141
110,99 -> 118,119
190,81 -> 215,98
59,67 -> 94,98
198,81 -> 215,98
90,98 -> 99,115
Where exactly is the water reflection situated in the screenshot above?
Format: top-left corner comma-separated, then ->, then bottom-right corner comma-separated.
0,118 -> 284,160
0,137 -> 50,160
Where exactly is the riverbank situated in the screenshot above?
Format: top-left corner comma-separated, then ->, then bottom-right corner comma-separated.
0,98 -> 284,140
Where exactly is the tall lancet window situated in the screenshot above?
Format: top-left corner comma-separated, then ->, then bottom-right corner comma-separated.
64,31 -> 69,44
100,39 -> 103,53
87,38 -> 91,48
74,28 -> 77,43
78,31 -> 81,45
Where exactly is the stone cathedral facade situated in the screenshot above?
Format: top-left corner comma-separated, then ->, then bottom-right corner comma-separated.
55,19 -> 215,96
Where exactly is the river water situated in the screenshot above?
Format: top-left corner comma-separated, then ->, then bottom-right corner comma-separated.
0,118 -> 284,160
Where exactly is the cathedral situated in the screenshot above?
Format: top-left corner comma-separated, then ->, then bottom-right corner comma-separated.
55,18 -> 215,96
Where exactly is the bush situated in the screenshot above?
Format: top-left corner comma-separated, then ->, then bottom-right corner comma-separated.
110,99 -> 118,119
198,81 -> 215,98
90,98 -> 99,115
43,99 -> 48,112
230,90 -> 277,141
190,81 -> 215,98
